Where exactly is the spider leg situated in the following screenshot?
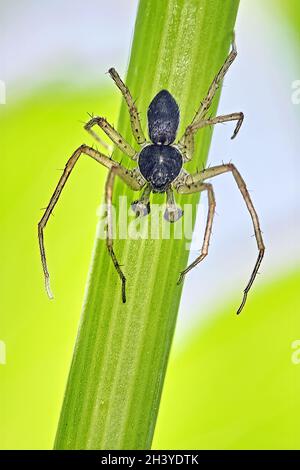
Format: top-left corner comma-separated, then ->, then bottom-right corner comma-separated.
178,36 -> 237,160
183,163 -> 265,314
108,68 -> 147,146
38,144 -> 142,299
105,168 -> 136,303
194,35 -> 237,122
176,181 -> 215,282
85,116 -> 138,160
179,112 -> 244,161
85,113 -> 112,153
191,112 -> 244,140
105,166 -> 146,302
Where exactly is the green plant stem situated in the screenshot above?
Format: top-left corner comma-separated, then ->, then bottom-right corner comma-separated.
54,0 -> 240,450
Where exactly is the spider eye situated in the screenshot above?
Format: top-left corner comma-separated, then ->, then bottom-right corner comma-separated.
148,90 -> 179,145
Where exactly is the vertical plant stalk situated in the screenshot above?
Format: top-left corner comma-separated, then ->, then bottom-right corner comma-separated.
54,0 -> 240,450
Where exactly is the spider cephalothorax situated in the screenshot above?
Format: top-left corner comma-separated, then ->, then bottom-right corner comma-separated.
38,37 -> 265,314
138,144 -> 183,193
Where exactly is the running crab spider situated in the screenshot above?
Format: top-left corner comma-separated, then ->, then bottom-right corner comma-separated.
38,37 -> 265,314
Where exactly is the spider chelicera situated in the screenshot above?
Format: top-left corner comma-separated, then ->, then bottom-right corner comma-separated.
38,38 -> 265,314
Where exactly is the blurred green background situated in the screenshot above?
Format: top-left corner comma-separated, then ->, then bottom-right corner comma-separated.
0,0 -> 300,449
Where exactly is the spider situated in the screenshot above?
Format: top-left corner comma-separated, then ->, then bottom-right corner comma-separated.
38,38 -> 265,314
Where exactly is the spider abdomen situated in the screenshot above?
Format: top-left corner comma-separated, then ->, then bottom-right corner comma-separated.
138,144 -> 183,192
148,90 -> 180,145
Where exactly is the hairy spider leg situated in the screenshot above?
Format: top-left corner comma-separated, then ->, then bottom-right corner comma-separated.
193,36 -> 237,123
186,111 -> 244,143
177,182 -> 216,281
176,163 -> 265,314
85,116 -> 138,160
109,68 -> 147,146
38,144 -> 143,299
84,122 -> 112,153
178,36 -> 241,161
105,167 -> 144,303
